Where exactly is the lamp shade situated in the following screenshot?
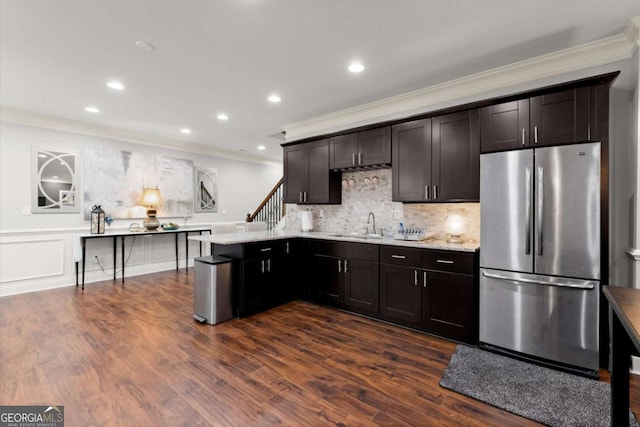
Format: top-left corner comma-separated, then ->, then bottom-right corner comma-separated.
138,187 -> 163,208
445,213 -> 465,243
445,214 -> 465,235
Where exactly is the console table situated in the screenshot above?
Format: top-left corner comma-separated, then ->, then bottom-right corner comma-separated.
75,227 -> 211,289
604,285 -> 640,426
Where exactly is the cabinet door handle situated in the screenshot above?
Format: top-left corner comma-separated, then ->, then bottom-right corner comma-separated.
344,259 -> 349,273
299,192 -> 303,203
267,259 -> 271,272
537,166 -> 544,256
414,270 -> 418,286
304,192 -> 307,203
352,153 -> 356,165
525,167 -> 532,255
425,185 -> 429,200
358,152 -> 362,165
338,259 -> 342,273
423,271 -> 427,288
391,255 -> 406,259
260,260 -> 265,273
436,259 -> 454,264
534,126 -> 539,144
433,185 -> 437,200
260,247 -> 272,252
522,128 -> 526,146
285,241 -> 290,254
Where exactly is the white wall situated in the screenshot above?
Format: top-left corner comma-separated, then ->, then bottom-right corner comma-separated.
610,86 -> 635,287
616,50 -> 640,289
0,121 -> 282,296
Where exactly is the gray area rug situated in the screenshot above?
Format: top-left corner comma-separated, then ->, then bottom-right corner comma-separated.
440,345 -> 638,427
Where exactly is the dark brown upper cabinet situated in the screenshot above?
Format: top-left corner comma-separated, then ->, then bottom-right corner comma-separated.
329,126 -> 391,170
392,110 -> 479,202
480,87 -> 590,153
432,110 -> 480,201
283,139 -> 341,204
392,118 -> 431,202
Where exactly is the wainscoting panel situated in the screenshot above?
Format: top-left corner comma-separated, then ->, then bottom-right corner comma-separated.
0,237 -> 64,282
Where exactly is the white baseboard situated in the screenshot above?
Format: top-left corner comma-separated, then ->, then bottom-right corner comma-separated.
0,258 -> 198,297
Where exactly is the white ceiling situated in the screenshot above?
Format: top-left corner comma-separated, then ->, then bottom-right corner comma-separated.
1,1 -> 638,162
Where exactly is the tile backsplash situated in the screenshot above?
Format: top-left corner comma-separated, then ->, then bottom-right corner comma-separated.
285,169 -> 480,243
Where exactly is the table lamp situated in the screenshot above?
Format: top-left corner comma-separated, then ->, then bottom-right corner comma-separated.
445,213 -> 465,243
138,186 -> 163,230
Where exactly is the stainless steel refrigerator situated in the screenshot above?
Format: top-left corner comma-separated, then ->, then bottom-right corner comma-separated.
479,142 -> 601,374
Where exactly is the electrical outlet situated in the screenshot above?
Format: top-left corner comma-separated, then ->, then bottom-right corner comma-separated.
222,209 -> 228,214
319,209 -> 324,218
21,206 -> 31,215
393,210 -> 401,219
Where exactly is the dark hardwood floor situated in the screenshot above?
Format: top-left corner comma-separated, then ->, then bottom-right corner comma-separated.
0,270 -> 637,426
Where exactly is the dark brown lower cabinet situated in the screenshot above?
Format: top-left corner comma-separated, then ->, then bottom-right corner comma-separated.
213,239 -> 296,318
343,258 -> 379,315
380,263 -> 421,326
422,270 -> 475,343
315,255 -> 343,305
313,242 -> 380,316
215,237 -> 477,344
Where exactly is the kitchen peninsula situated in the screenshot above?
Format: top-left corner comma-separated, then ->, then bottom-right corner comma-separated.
190,230 -> 479,343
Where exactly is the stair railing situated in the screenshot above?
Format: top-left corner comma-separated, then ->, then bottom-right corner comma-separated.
246,178 -> 285,229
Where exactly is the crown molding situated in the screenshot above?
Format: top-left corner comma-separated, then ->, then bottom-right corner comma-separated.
284,16 -> 640,142
0,108 -> 282,166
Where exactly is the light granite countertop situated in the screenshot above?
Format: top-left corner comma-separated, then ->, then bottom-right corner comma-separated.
189,230 -> 479,252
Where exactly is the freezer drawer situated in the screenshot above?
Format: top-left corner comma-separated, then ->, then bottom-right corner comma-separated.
479,268 -> 599,372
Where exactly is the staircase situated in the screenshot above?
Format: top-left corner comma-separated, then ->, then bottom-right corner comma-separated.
199,181 -> 215,210
246,178 -> 285,230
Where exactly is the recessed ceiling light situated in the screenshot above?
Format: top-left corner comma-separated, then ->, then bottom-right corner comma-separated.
348,62 -> 365,73
106,81 -> 125,90
180,128 -> 191,134
268,94 -> 281,103
38,154 -> 48,158
257,145 -> 266,151
135,41 -> 156,52
52,176 -> 59,179
85,106 -> 100,113
217,113 -> 229,121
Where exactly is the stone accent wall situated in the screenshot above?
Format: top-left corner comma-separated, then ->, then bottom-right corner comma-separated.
285,169 -> 480,243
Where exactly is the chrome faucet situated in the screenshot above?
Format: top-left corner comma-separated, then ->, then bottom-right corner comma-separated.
367,212 -> 376,235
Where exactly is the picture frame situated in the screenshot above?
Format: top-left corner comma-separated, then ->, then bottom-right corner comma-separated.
194,167 -> 218,213
32,147 -> 80,213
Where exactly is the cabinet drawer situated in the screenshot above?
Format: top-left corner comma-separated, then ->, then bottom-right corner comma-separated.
312,240 -> 345,258
244,241 -> 287,259
344,242 -> 379,262
422,250 -> 474,274
380,246 -> 422,267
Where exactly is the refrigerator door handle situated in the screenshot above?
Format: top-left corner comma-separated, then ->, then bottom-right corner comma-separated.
537,166 -> 544,256
525,167 -> 531,255
481,271 -> 595,290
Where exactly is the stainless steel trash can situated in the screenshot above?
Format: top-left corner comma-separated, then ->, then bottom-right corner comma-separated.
193,256 -> 233,325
